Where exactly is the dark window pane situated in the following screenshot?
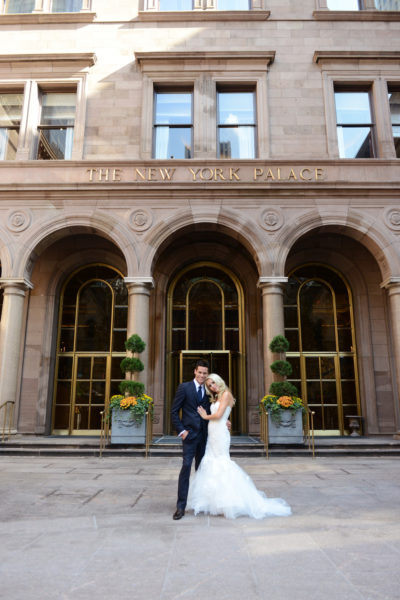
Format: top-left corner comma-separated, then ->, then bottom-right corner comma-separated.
172,330 -> 186,351
305,356 -> 320,379
91,382 -> 106,405
111,357 -> 123,379
112,330 -> 127,352
285,329 -> 299,351
225,329 -> 239,351
284,306 -> 298,329
173,308 -> 186,328
300,281 -> 336,351
74,406 -> 88,429
57,356 -> 73,380
55,381 -> 71,404
90,406 -> 103,429
321,381 -> 338,405
154,126 -> 192,159
340,356 -> 355,379
341,380 -> 357,401
114,306 -> 128,329
338,328 -> 353,351
76,282 -> 112,351
337,126 -> 373,158
93,357 -> 107,380
324,406 -> 339,430
320,356 -> 335,379
54,405 -> 70,429
75,381 -> 90,404
59,328 -> 74,352
189,282 -> 223,349
287,356 -> 301,379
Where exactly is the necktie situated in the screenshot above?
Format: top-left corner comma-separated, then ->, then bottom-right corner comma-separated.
197,385 -> 203,404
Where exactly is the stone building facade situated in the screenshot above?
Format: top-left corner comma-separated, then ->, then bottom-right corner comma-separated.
0,0 -> 400,438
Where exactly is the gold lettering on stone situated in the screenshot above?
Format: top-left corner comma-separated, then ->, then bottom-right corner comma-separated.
188,167 -> 200,181
300,168 -> 312,181
112,168 -> 122,182
159,168 -> 176,180
230,168 -> 241,181
288,169 -> 297,181
200,168 -> 214,181
214,168 -> 226,181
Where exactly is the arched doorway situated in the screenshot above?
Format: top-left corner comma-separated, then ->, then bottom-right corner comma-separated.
283,264 -> 360,434
52,264 -> 128,435
166,262 -> 246,434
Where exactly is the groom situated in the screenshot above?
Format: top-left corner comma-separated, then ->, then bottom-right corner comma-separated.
171,359 -> 211,520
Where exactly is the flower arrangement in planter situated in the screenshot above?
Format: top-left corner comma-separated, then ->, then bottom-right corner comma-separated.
109,334 -> 153,443
260,334 -> 304,428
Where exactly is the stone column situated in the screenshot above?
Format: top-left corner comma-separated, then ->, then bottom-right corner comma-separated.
0,279 -> 33,432
382,278 -> 400,438
124,277 -> 154,388
258,277 -> 288,394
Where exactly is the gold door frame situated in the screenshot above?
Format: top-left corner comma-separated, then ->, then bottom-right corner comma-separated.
51,264 -> 126,435
286,264 -> 361,435
166,261 -> 246,434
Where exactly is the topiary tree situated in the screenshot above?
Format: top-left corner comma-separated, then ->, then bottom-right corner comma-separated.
119,334 -> 146,397
268,334 -> 298,397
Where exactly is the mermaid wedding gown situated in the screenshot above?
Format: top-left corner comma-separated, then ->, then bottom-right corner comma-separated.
187,401 -> 292,519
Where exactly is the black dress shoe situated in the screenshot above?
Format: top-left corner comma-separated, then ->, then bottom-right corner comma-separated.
173,508 -> 185,520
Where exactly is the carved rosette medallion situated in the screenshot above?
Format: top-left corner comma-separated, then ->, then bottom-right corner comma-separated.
129,208 -> 153,232
260,208 -> 283,232
7,209 -> 32,233
385,208 -> 400,231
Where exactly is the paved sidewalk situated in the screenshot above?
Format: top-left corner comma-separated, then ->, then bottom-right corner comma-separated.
0,456 -> 399,600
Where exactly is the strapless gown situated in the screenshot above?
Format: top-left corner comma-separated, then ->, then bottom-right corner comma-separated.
187,401 -> 292,519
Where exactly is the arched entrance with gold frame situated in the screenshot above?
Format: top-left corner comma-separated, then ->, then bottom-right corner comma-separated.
51,264 -> 128,435
283,264 -> 361,435
166,262 -> 246,434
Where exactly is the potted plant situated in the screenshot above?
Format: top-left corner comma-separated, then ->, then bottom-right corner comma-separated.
109,334 -> 153,444
260,335 -> 304,444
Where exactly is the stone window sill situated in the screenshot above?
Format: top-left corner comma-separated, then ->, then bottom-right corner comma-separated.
0,12 -> 96,24
137,10 -> 270,22
313,10 -> 400,21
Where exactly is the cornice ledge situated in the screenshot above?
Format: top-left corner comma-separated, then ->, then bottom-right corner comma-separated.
0,52 -> 97,66
313,10 -> 400,21
136,10 -> 270,22
314,50 -> 400,63
380,277 -> 400,289
0,12 -> 96,25
136,51 -> 275,67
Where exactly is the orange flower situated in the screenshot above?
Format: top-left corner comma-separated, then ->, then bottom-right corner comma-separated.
277,396 -> 294,408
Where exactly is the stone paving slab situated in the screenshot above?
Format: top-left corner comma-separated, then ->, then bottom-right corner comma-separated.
0,456 -> 399,600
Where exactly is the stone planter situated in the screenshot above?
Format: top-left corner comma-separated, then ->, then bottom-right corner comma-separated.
111,408 -> 146,444
268,409 -> 304,444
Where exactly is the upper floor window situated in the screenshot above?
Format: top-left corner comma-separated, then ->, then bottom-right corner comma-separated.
0,93 -> 23,159
4,0 -> 35,12
37,92 -> 76,160
3,0 -> 84,12
150,0 -> 250,10
327,0 -> 400,9
388,85 -> 400,158
217,90 -> 256,159
334,89 -> 374,158
153,90 -> 192,159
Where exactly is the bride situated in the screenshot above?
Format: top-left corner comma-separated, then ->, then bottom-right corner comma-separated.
187,374 -> 291,519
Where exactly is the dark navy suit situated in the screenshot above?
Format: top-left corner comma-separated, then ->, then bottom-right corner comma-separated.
171,380 -> 211,511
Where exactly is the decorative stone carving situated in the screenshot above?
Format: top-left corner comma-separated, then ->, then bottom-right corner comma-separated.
129,208 -> 153,232
385,208 -> 400,231
7,209 -> 32,233
260,208 -> 283,231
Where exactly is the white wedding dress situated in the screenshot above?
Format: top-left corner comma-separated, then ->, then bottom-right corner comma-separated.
188,401 -> 292,519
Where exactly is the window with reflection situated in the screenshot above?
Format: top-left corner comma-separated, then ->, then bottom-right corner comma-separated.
388,85 -> 400,158
4,0 -> 35,12
374,0 -> 400,9
155,0 -> 250,9
217,0 -> 250,8
159,0 -> 192,8
217,89 -> 256,159
0,93 -> 23,160
37,91 -> 76,160
51,0 -> 82,11
153,90 -> 192,159
53,265 -> 128,433
284,265 -> 359,433
335,88 -> 374,158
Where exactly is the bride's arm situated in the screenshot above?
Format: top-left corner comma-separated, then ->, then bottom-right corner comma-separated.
197,392 -> 231,421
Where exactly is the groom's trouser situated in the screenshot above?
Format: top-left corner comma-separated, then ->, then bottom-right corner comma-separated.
177,431 -> 207,511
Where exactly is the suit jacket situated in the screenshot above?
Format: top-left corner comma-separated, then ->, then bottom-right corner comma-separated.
171,380 -> 211,438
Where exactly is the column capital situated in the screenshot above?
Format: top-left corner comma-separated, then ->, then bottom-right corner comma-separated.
380,277 -> 400,290
0,278 -> 34,293
124,277 -> 154,289
258,276 -> 288,289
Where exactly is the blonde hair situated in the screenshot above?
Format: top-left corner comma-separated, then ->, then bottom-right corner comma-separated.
205,373 -> 236,404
